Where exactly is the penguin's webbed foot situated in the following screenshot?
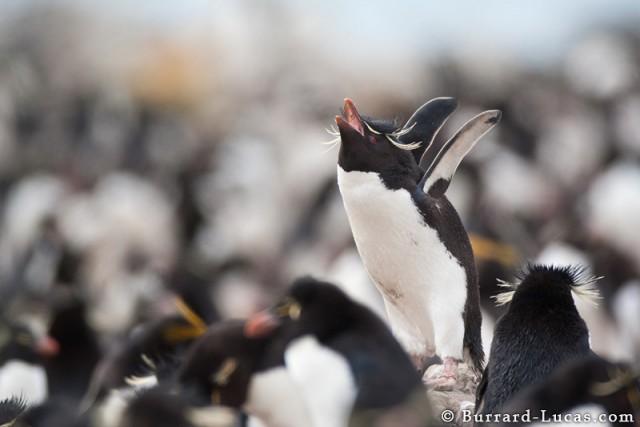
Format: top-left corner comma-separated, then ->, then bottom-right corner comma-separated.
422,357 -> 458,390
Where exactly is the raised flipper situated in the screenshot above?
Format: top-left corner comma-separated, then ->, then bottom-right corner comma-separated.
397,97 -> 459,168
420,110 -> 501,197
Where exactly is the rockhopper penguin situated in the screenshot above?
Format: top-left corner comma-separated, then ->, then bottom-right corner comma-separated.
0,317 -> 59,405
245,277 -> 427,427
475,264 -> 598,418
334,97 -> 500,385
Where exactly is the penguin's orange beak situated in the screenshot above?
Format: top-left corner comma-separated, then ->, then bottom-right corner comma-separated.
336,98 -> 364,136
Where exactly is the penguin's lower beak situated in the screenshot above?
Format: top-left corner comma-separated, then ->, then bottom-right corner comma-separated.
244,311 -> 281,338
336,98 -> 364,137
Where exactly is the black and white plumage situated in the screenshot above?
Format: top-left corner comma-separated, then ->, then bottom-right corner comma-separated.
245,276 -> 426,427
334,97 -> 500,383
476,264 -> 598,417
177,319 -> 312,427
0,318 -> 59,406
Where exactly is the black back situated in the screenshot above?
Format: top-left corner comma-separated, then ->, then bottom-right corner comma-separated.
477,264 -> 593,416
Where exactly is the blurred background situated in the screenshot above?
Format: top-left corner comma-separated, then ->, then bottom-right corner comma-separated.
0,0 -> 639,403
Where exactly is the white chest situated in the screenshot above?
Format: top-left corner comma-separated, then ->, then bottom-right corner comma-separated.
244,367 -> 313,427
285,335 -> 356,427
337,167 -> 467,305
0,359 -> 48,404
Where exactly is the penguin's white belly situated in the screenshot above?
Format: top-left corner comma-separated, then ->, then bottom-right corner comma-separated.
244,367 -> 313,427
0,359 -> 48,404
285,335 -> 356,427
337,167 -> 467,358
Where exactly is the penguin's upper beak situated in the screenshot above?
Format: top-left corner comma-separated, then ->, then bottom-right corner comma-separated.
336,98 -> 364,137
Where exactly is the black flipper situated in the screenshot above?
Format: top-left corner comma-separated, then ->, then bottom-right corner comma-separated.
420,110 -> 501,197
397,97 -> 459,168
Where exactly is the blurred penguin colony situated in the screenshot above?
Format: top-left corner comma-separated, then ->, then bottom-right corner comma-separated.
0,3 -> 640,427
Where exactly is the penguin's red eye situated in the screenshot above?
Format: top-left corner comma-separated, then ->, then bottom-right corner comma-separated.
369,136 -> 377,144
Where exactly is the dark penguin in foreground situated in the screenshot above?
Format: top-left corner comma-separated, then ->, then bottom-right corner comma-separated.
476,264 -> 597,418
335,97 -> 500,384
499,354 -> 640,427
245,277 -> 429,427
177,319 -> 312,427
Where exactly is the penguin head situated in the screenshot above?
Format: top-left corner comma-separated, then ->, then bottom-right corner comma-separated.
285,277 -> 353,335
0,318 -> 59,364
245,277 -> 355,344
335,99 -> 423,187
494,264 -> 601,311
334,97 -> 500,197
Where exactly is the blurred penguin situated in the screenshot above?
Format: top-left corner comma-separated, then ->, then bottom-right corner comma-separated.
245,277 -> 429,427
177,319 -> 313,427
499,354 -> 640,427
0,316 -> 59,405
